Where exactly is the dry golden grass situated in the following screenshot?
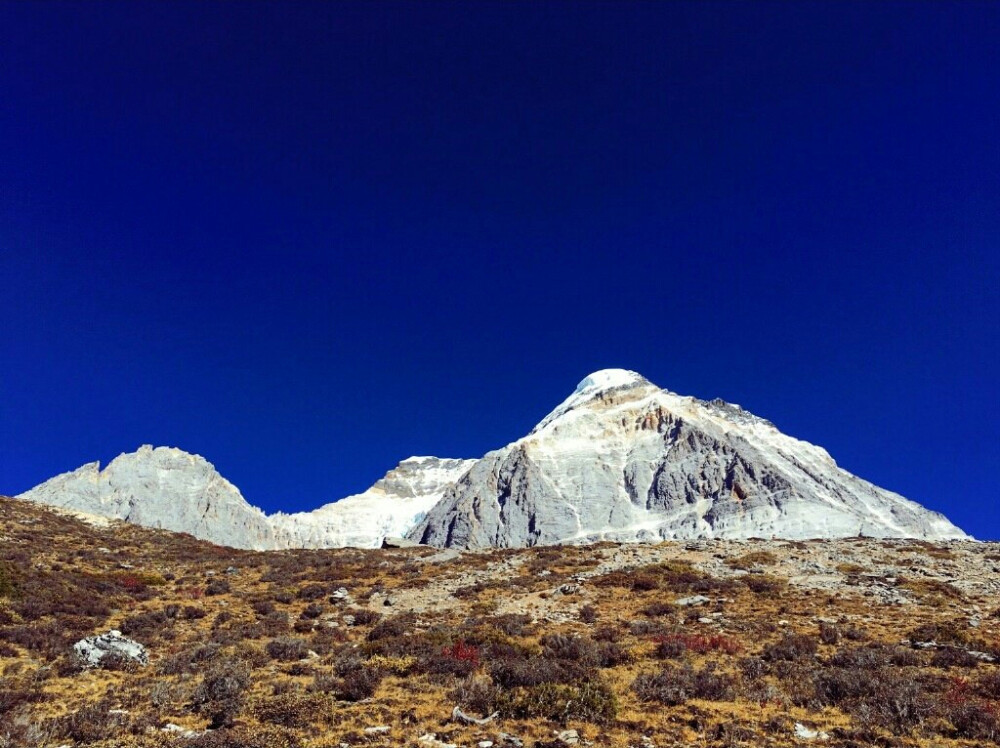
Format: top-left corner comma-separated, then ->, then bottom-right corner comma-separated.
1,496 -> 998,747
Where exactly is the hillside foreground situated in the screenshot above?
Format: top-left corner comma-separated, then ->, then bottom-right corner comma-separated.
1,496 -> 999,747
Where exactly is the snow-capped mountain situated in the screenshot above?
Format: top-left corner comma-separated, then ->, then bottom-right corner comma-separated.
408,369 -> 969,547
17,445 -> 473,550
269,456 -> 476,548
17,370 -> 968,549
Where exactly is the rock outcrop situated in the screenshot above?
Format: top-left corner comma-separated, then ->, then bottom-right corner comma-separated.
19,447 -> 473,550
19,369 -> 969,549
73,630 -> 149,668
407,369 -> 968,548
19,446 -> 280,549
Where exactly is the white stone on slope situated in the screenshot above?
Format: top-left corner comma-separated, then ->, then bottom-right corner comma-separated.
73,630 -> 148,668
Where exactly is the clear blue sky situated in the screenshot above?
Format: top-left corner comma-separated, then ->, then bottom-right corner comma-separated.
1,2 -> 997,538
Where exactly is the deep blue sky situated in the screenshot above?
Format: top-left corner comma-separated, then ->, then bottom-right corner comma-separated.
1,2 -> 997,537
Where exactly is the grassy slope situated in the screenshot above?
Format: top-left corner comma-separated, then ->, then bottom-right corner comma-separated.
1,495 -> 999,747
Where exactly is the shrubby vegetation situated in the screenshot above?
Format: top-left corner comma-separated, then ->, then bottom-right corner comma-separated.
0,496 -> 998,746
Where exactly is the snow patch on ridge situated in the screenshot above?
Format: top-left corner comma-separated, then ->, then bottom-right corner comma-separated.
573,369 -> 648,395
534,369 -> 655,433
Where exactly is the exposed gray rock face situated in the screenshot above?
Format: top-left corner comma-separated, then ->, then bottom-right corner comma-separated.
19,446 -> 281,549
73,630 -> 148,668
19,369 -> 968,550
408,369 -> 968,548
19,447 -> 473,550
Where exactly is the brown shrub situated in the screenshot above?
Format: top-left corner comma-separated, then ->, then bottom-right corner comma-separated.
159,642 -> 222,675
0,676 -> 47,718
977,670 -> 1000,699
829,644 -> 923,670
339,666 -> 383,701
297,584 -> 327,601
451,674 -> 502,717
190,657 -> 251,728
185,725 -> 302,748
632,662 -> 735,705
474,613 -> 533,637
496,679 -> 618,725
252,599 -> 276,616
367,612 -> 418,641
181,605 -> 207,620
818,622 -> 840,645
931,647 -> 981,669
120,608 -> 176,641
265,637 -> 309,662
641,601 -> 676,618
300,602 -> 323,619
0,621 -> 69,660
762,634 -> 818,662
252,692 -> 326,727
725,551 -> 777,569
347,608 -> 381,626
55,696 -> 139,743
743,574 -> 787,597
0,565 -> 15,598
908,621 -> 969,646
489,656 -> 590,689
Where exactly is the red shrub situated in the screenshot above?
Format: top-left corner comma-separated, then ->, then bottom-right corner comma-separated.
653,633 -> 742,656
119,576 -> 146,594
442,641 -> 480,667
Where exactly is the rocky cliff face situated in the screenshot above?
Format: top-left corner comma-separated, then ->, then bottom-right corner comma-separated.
18,370 -> 969,549
18,446 -> 280,549
18,447 -> 474,550
407,370 -> 969,548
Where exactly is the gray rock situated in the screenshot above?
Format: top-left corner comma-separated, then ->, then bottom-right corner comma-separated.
382,536 -> 421,549
419,735 -> 458,748
451,706 -> 499,725
73,630 -> 148,668
675,595 -> 710,607
794,723 -> 829,741
162,724 -> 204,738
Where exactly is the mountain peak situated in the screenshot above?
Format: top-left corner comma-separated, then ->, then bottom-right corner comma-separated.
533,369 -> 656,432
573,369 -> 650,395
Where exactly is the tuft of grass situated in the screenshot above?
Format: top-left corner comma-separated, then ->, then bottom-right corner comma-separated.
724,551 -> 777,569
